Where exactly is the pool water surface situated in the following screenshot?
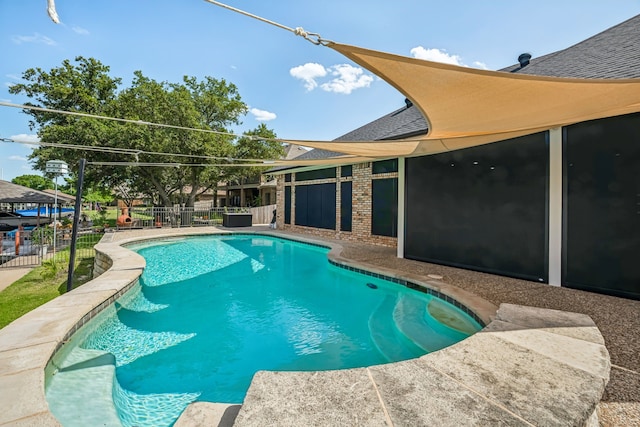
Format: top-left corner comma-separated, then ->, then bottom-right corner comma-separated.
46,235 -> 481,426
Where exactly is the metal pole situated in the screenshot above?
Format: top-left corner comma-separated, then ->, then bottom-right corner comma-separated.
53,175 -> 58,260
66,158 -> 86,293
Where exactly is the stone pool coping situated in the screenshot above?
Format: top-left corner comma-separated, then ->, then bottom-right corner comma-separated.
0,227 -> 609,426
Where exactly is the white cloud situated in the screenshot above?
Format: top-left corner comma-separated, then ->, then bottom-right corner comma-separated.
410,46 -> 489,70
10,133 -> 40,144
410,46 -> 464,66
320,64 -> 374,95
11,33 -> 56,46
290,63 -> 373,95
473,61 -> 489,70
9,155 -> 27,161
289,63 -> 327,91
250,108 -> 276,121
72,26 -> 89,35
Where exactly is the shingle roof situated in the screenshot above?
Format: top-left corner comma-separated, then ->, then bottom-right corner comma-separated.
42,189 -> 76,204
290,147 -> 345,161
284,144 -> 309,160
502,14 -> 640,78
0,180 -> 60,204
334,101 -> 427,142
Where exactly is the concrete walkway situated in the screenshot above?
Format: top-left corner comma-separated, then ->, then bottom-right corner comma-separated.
0,267 -> 34,292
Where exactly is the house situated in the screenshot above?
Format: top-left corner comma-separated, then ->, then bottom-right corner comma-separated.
219,144 -> 307,207
269,14 -> 640,300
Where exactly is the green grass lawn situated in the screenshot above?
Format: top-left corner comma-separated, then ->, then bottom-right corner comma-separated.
86,208 -> 154,227
0,233 -> 103,329
86,208 -> 117,227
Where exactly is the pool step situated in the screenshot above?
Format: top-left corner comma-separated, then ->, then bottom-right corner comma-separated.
46,346 -> 200,427
46,347 -> 123,427
369,295 -> 424,362
393,295 -> 460,353
426,298 -> 479,337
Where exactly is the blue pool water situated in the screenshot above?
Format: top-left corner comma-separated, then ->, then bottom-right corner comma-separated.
46,235 -> 481,426
16,206 -> 74,216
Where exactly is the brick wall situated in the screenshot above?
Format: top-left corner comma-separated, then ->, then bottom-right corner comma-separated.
276,163 -> 398,248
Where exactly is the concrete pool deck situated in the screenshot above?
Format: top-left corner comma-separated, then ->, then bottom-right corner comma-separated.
0,226 -> 636,426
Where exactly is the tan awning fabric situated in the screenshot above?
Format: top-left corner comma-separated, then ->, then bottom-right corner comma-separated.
262,154 -> 377,169
271,42 -> 640,162
331,43 -> 640,140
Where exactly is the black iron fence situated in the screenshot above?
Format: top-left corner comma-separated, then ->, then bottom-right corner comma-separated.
0,227 -> 103,269
114,205 -> 276,230
1,204 -> 277,269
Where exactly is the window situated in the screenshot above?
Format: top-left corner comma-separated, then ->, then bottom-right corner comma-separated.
372,159 -> 398,174
295,168 -> 337,181
371,178 -> 397,237
295,183 -> 336,230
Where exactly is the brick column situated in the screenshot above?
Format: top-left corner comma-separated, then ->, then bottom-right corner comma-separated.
352,162 -> 372,241
276,177 -> 285,229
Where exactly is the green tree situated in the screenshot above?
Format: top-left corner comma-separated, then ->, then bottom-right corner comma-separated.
11,174 -> 54,191
8,58 -> 268,207
226,124 -> 284,207
9,56 -> 122,191
231,123 -> 284,180
113,72 -> 246,207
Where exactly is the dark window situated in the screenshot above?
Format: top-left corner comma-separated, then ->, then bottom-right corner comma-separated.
294,183 -> 336,230
563,113 -> 640,300
295,168 -> 337,182
372,159 -> 398,174
340,181 -> 352,232
285,173 -> 292,182
405,132 -> 549,282
372,178 -> 398,237
341,165 -> 353,177
284,186 -> 291,224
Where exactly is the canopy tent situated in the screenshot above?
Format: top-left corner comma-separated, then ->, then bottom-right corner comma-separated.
276,42 -> 640,161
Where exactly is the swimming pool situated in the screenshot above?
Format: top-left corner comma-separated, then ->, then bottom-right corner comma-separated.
46,234 -> 481,426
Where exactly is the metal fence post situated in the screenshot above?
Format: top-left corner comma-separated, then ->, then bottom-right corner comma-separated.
66,158 -> 86,292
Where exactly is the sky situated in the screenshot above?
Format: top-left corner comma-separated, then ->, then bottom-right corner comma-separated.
1,0 -> 639,181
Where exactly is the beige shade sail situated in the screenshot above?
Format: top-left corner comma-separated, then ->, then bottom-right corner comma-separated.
272,42 -> 640,162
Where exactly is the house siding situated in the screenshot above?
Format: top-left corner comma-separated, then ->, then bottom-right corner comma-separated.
276,162 -> 397,247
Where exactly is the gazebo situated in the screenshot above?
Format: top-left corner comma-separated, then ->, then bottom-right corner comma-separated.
0,180 -> 75,224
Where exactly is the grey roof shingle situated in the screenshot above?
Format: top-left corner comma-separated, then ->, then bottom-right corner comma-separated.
334,101 -> 428,142
0,180 -> 60,204
502,14 -> 640,78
